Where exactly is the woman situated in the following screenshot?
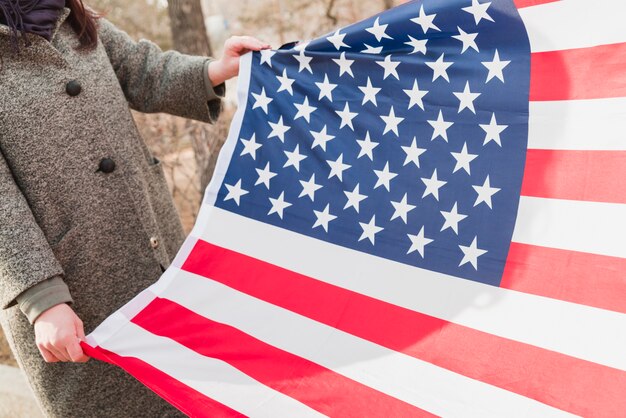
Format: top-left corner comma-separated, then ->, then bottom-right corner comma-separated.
0,1 -> 268,416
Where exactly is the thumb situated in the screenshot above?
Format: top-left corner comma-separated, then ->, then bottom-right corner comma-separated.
73,317 -> 90,362
75,317 -> 86,341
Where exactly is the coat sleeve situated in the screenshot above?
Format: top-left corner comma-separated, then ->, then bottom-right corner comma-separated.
97,18 -> 224,123
0,151 -> 70,315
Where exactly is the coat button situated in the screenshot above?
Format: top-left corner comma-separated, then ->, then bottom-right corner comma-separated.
98,158 -> 116,174
65,80 -> 82,97
150,237 -> 160,249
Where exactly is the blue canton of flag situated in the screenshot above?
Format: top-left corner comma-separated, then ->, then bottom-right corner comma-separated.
214,0 -> 530,286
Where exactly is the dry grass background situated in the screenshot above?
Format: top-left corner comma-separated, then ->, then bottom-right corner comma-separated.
0,0 -> 405,366
0,333 -> 15,367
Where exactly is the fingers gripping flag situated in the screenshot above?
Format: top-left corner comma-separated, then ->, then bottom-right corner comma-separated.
83,0 -> 626,416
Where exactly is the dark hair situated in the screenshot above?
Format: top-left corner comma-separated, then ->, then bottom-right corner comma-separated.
66,0 -> 99,49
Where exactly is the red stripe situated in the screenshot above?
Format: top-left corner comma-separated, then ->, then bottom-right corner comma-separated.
514,0 -> 559,8
502,242 -> 626,314
521,149 -> 626,204
132,298 -> 435,418
182,240 -> 626,418
530,43 -> 626,101
81,343 -> 243,418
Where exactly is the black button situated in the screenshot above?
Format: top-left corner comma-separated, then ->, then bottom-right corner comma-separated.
98,158 -> 116,174
65,80 -> 82,97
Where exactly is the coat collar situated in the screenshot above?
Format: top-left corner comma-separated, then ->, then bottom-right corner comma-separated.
0,7 -> 70,42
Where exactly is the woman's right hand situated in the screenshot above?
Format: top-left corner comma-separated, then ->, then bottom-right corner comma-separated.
34,304 -> 89,363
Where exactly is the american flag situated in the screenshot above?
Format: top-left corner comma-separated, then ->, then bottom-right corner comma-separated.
83,0 -> 626,416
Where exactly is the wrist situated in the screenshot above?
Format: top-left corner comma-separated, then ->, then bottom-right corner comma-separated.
34,302 -> 72,325
208,59 -> 229,87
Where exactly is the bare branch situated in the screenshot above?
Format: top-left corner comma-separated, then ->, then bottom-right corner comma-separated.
326,0 -> 338,25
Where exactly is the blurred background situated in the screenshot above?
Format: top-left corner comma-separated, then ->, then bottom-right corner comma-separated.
0,0 -> 406,375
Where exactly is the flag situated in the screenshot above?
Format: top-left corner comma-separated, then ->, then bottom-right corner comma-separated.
82,0 -> 626,416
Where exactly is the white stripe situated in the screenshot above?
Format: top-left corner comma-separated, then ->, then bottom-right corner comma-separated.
519,0 -> 626,53
87,311 -> 129,348
528,98 -> 626,150
514,196 -> 626,259
160,269 -> 577,418
198,207 -> 626,371
98,321 -> 326,418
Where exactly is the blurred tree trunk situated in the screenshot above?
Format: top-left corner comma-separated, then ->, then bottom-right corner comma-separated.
168,0 -> 221,196
168,0 -> 212,56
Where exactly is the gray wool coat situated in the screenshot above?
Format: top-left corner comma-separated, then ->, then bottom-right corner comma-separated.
0,9 -> 222,418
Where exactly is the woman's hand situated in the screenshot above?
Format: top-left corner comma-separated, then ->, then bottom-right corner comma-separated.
34,304 -> 89,363
208,36 -> 271,86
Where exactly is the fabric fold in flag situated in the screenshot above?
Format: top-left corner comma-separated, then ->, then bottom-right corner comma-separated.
84,0 -> 626,416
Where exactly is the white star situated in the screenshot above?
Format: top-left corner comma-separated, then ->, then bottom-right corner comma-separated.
373,162 -> 398,192
407,226 -> 433,257
294,97 -> 317,123
299,173 -> 322,201
268,116 -> 291,142
359,215 -> 384,245
310,125 -> 335,151
425,53 -> 453,82
326,154 -> 351,181
453,81 -> 481,114
427,110 -> 454,142
260,49 -> 275,67
344,184 -> 367,212
224,180 -> 248,206
381,106 -> 404,136
411,5 -> 440,33
255,162 -> 277,189
358,77 -> 381,106
480,113 -> 508,146
276,68 -> 295,95
362,44 -> 384,54
421,169 -> 447,201
251,87 -> 273,114
376,55 -> 401,80
332,52 -> 355,77
391,193 -> 416,223
335,102 -> 358,130
401,137 -> 426,168
240,133 -> 262,160
472,175 -> 500,209
482,50 -> 511,83
366,17 -> 393,42
356,131 -> 379,160
293,50 -> 313,73
403,79 -> 428,110
459,236 -> 488,270
316,74 -> 337,102
452,26 -> 479,53
313,204 -> 337,232
405,35 -> 428,54
283,144 -> 307,171
463,0 -> 494,25
327,30 -> 349,50
440,202 -> 467,234
268,192 -> 292,219
451,142 -> 478,174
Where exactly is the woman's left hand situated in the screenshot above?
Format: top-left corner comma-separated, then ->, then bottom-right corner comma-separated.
208,36 -> 271,86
